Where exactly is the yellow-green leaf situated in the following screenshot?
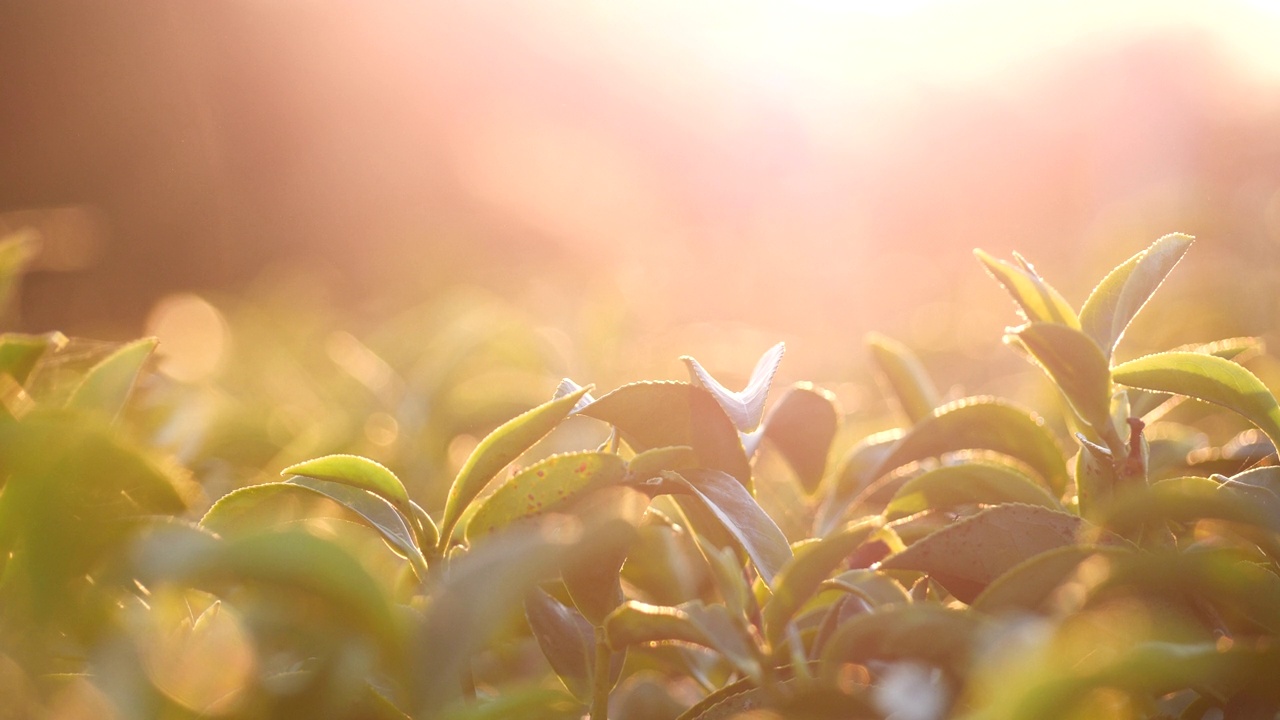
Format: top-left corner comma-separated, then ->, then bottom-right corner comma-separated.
974,248 -> 1079,328
466,452 -> 627,541
874,397 -> 1069,497
283,453 -> 413,520
884,461 -> 1061,520
1079,233 -> 1193,359
439,385 -> 592,549
65,337 -> 157,421
1009,323 -> 1113,431
1113,351 -> 1280,449
867,332 -> 939,424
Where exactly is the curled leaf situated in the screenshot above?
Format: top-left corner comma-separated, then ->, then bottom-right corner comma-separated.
680,342 -> 785,433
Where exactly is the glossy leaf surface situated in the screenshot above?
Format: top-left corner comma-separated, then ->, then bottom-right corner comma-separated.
884,461 -> 1060,520
680,341 -> 785,432
466,451 -> 627,541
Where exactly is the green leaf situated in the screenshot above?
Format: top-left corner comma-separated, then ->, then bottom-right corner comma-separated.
439,385 -> 592,549
680,342 -> 785,432
879,504 -> 1131,603
0,230 -> 38,321
1112,352 -> 1280,449
874,397 -> 1069,497
762,518 -> 881,648
561,486 -> 650,626
627,445 -> 698,481
580,382 -> 751,488
760,383 -> 840,494
466,452 -> 627,541
866,332 -> 940,424
64,337 -> 157,421
971,545 -> 1133,614
409,500 -> 441,551
974,248 -> 1079,328
884,460 -> 1061,520
1128,337 -> 1265,419
819,604 -> 984,675
1079,233 -> 1193,359
200,478 -> 430,579
604,600 -> 763,683
0,332 -> 64,386
286,476 -> 429,578
525,587 -> 596,703
1100,476 -> 1280,537
139,529 -> 405,657
1009,323 -> 1113,431
817,429 -> 905,534
283,454 -> 413,520
651,469 -> 792,587
438,687 -> 582,720
821,569 -> 912,607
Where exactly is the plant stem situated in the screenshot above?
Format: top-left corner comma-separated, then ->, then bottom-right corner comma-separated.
590,628 -> 612,720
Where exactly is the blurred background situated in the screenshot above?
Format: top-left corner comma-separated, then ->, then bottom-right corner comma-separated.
3,0 -> 1280,438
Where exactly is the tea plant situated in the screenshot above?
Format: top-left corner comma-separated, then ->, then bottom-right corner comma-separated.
1,230 -> 1278,719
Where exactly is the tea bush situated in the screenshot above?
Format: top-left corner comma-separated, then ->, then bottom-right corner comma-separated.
1,232 -> 1278,719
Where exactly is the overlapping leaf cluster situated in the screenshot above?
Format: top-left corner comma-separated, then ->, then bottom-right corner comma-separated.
2,230 -> 1279,719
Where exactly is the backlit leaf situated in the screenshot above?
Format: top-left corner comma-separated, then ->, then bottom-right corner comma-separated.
819,604 -> 984,675
884,461 -> 1061,520
627,445 -> 698,481
525,587 -> 596,703
440,385 -> 592,549
466,452 -> 627,541
874,397 -> 1069,496
821,569 -> 912,607
604,600 -> 763,682
65,337 -> 157,421
762,518 -> 881,647
681,342 -> 785,432
286,476 -> 429,578
1079,233 -> 1193,359
971,545 -> 1133,614
581,382 -> 751,488
867,332 -> 940,424
0,332 -> 65,386
879,504 -> 1130,603
283,454 -> 413,520
760,383 -> 840,494
1009,323 -> 1113,431
974,248 -> 1079,328
0,230 -> 38,320
1112,351 -> 1280,449
654,469 -> 792,587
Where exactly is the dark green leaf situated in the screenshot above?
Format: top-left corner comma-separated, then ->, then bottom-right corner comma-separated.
1079,233 -> 1193,359
760,383 -> 840,494
884,460 -> 1061,520
874,397 -> 1069,496
762,518 -> 881,647
525,587 -> 596,703
680,342 -> 785,432
64,337 -> 157,421
867,332 -> 940,424
581,381 -> 752,488
1113,352 -> 1280,449
561,486 -> 649,626
974,248 -> 1079,327
439,385 -> 592,549
466,452 -> 627,541
654,469 -> 792,587
879,504 -> 1131,603
1009,323 -> 1113,431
